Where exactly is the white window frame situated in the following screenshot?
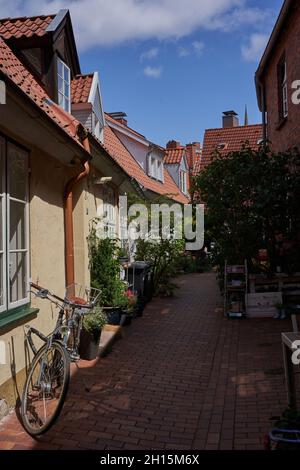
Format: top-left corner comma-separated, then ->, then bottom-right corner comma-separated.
180,170 -> 187,194
103,187 -> 116,239
281,60 -> 288,119
0,139 -> 30,313
148,154 -> 164,182
57,57 -> 71,113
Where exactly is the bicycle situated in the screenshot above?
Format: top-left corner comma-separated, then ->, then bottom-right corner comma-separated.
20,282 -> 100,436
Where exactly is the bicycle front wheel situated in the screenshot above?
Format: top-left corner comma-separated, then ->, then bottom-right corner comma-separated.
21,341 -> 70,436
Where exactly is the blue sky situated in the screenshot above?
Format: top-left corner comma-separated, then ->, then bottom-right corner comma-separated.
2,0 -> 284,146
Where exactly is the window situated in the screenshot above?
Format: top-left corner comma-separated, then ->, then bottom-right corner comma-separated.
180,170 -> 187,194
57,58 -> 71,113
148,155 -> 164,182
0,137 -> 29,314
103,187 -> 116,239
278,58 -> 288,119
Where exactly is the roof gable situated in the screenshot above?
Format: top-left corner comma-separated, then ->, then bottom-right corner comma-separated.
164,147 -> 186,165
103,125 -> 188,204
201,124 -> 263,170
0,10 -> 80,76
0,37 -> 83,148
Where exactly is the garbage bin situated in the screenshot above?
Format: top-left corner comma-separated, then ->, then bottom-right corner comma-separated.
127,262 -> 153,316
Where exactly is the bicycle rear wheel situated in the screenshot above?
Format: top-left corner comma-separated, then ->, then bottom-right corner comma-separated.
21,341 -> 70,436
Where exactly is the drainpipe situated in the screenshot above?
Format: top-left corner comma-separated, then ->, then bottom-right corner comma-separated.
64,127 -> 91,287
256,74 -> 267,145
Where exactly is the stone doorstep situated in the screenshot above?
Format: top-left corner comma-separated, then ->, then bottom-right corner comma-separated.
99,325 -> 123,357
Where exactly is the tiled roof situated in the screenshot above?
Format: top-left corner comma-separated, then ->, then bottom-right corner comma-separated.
164,148 -> 186,165
103,125 -> 188,204
0,15 -> 55,40
0,38 -> 82,147
201,124 -> 263,170
71,74 -> 94,104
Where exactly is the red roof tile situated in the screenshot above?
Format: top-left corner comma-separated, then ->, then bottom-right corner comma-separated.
71,74 -> 94,104
103,125 -> 188,204
201,124 -> 263,171
0,15 -> 55,40
164,147 -> 186,165
0,38 -> 82,147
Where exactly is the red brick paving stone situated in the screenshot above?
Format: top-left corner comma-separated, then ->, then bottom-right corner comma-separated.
0,273 -> 292,450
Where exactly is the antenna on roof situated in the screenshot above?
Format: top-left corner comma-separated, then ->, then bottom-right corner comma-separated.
244,105 -> 249,126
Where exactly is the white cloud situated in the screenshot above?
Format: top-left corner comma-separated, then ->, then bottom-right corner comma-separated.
241,33 -> 269,62
143,66 -> 162,79
140,47 -> 159,61
178,41 -> 204,58
192,41 -> 205,56
0,0 -> 271,50
178,46 -> 191,58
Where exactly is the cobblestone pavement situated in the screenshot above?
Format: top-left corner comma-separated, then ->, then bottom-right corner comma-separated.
0,273 -> 291,450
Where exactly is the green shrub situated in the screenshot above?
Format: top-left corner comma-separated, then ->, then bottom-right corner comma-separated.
82,306 -> 107,340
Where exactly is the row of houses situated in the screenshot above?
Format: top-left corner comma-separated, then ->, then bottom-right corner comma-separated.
0,0 -> 298,409
0,9 -> 197,407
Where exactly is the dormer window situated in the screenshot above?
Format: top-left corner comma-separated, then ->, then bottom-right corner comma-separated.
57,58 -> 71,113
217,142 -> 228,150
148,154 -> 164,182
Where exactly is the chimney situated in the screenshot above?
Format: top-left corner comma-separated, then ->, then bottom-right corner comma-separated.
186,142 -> 201,170
222,110 -> 239,128
108,112 -> 128,126
166,140 -> 181,150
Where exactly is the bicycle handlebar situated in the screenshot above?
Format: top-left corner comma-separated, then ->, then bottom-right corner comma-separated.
30,282 -> 94,310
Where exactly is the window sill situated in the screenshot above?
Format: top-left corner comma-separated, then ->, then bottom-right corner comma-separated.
0,305 -> 39,333
276,116 -> 288,130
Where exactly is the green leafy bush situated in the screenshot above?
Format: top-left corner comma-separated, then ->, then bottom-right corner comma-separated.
82,306 -> 107,340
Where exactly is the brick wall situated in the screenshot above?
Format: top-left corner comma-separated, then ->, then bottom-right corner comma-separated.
263,3 -> 300,152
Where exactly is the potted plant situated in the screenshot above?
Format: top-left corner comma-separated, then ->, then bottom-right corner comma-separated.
79,306 -> 107,360
121,289 -> 138,325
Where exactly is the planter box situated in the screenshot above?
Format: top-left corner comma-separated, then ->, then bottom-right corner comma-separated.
247,292 -> 283,318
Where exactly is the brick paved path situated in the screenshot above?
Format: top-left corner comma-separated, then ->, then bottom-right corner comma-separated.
0,273 -> 291,450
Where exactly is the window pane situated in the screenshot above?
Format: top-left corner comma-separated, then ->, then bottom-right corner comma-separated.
8,143 -> 27,200
0,255 -> 3,307
9,251 -> 27,303
58,59 -> 63,77
63,64 -> 70,82
64,81 -> 70,99
65,98 -> 70,112
10,200 -> 26,250
58,75 -> 63,93
58,92 -> 64,106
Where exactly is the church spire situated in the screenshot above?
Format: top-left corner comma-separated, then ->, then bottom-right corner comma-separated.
244,105 -> 249,126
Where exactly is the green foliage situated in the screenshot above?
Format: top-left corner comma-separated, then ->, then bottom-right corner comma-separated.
193,144 -> 300,272
88,220 -> 123,306
136,237 -> 185,296
82,306 -> 107,340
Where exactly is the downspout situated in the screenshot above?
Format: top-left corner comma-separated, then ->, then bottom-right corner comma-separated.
256,74 -> 267,145
64,127 -> 91,287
